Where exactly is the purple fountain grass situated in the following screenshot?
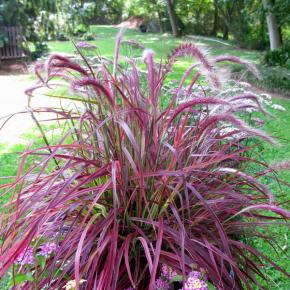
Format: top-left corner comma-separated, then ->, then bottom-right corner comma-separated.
0,32 -> 289,290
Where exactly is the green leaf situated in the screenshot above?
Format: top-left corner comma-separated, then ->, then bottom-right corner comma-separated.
171,274 -> 183,282
37,255 -> 46,270
207,282 -> 217,290
8,273 -> 34,288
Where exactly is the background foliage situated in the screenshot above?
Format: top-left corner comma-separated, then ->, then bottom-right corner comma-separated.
1,0 -> 290,59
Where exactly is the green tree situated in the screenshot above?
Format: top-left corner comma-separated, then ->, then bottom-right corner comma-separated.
0,0 -> 21,47
55,0 -> 124,35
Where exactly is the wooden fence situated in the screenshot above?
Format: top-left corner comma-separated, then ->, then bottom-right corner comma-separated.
0,26 -> 25,60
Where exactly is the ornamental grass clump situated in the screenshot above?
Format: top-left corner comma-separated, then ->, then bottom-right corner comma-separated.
0,31 -> 289,290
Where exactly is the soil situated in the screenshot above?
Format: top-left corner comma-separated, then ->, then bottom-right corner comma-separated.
0,59 -> 30,75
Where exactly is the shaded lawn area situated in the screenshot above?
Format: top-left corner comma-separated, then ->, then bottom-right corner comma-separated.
0,25 -> 289,289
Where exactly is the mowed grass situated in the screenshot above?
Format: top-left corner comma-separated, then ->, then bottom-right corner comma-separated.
0,25 -> 289,289
252,99 -> 290,289
49,25 -> 262,61
49,25 -> 263,83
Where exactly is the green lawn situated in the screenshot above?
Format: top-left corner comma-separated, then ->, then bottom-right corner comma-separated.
49,26 -> 262,61
1,25 -> 289,289
252,99 -> 290,289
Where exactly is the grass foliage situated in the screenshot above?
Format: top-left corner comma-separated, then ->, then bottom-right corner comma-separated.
0,28 -> 289,289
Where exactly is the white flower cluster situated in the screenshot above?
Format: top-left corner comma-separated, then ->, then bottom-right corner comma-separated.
63,279 -> 86,290
271,104 -> 286,112
219,125 -> 247,141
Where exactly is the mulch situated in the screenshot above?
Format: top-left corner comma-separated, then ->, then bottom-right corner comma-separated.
0,60 -> 30,75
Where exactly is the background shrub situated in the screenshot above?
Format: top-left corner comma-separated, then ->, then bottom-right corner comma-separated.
30,41 -> 49,60
56,32 -> 69,42
263,45 -> 290,69
81,32 -> 95,41
232,64 -> 290,96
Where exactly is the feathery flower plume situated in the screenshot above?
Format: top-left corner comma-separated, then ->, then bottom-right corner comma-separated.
213,55 -> 261,79
114,26 -> 127,75
167,43 -> 220,88
270,160 -> 290,171
122,39 -> 145,50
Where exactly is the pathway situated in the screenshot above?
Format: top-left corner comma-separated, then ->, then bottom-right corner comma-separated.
0,74 -> 35,145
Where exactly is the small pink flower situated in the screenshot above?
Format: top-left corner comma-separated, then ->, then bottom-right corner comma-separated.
38,242 -> 57,257
190,271 -> 201,279
182,274 -> 208,290
161,264 -> 177,280
16,247 -> 35,265
156,277 -> 170,290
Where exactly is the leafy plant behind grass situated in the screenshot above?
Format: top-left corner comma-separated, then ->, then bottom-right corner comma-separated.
263,45 -> 290,69
0,31 -> 289,290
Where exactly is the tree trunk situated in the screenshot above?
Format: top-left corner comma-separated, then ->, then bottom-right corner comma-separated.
157,10 -> 165,33
223,26 -> 229,40
166,0 -> 181,37
262,0 -> 282,50
259,10 -> 267,49
211,0 -> 218,36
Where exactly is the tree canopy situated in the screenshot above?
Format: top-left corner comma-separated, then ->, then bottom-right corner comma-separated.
1,0 -> 290,52
126,0 -> 290,50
